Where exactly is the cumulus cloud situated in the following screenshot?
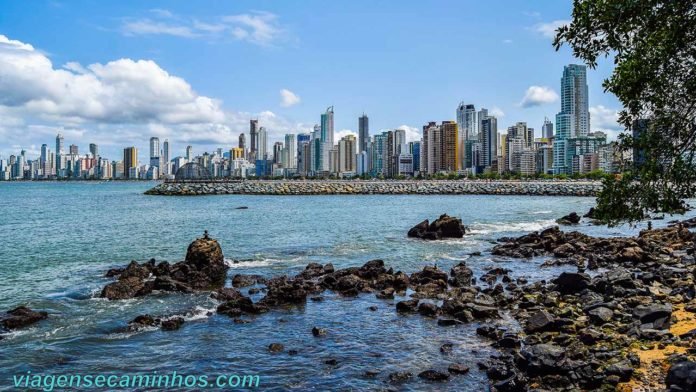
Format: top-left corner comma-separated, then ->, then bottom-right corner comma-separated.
396,125 -> 421,142
520,86 -> 559,108
279,89 -> 300,107
0,35 -> 309,159
532,20 -> 570,39
120,10 -> 286,46
334,129 -> 358,141
0,34 -> 225,124
590,105 -> 624,139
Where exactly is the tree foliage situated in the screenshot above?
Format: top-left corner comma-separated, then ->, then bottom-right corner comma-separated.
555,0 -> 696,225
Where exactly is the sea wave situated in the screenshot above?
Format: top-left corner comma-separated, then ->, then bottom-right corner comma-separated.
468,219 -> 556,235
224,256 -> 304,269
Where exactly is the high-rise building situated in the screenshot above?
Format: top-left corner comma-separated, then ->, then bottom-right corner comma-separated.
238,133 -> 246,158
123,147 -> 138,179
249,119 -> 259,160
149,137 -> 160,168
55,134 -> 64,157
185,145 -> 193,162
258,127 -> 268,160
162,139 -> 170,175
358,114 -> 369,153
89,143 -> 99,159
273,142 -> 283,164
321,106 -> 334,145
338,134 -> 357,174
296,133 -> 311,174
69,144 -> 79,155
481,116 -> 498,168
542,118 -> 554,139
440,121 -> 458,172
456,103 -> 477,170
284,134 -> 296,169
554,64 -> 590,174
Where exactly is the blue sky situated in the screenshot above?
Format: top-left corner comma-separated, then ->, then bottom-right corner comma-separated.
0,0 -> 622,161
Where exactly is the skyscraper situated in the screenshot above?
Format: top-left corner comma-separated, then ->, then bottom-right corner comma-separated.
185,145 -> 193,162
440,121 -> 459,172
55,133 -> 64,157
456,103 -> 477,170
481,116 -> 498,168
358,114 -> 369,153
123,147 -> 138,179
296,133 -> 311,174
239,133 -> 246,154
284,134 -> 296,169
149,137 -> 160,168
258,127 -> 268,160
554,64 -> 590,174
89,143 -> 99,159
69,144 -> 79,155
272,142 -> 283,164
338,134 -> 357,173
321,106 -> 334,145
249,119 -> 259,160
542,118 -> 554,139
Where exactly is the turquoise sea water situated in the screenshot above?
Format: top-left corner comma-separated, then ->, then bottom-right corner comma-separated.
0,182 -> 689,391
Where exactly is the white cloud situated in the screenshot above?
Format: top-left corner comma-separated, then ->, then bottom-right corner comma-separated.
0,34 -> 225,124
520,85 -> 559,108
533,20 -> 570,39
490,106 -> 505,118
0,35 -> 312,159
335,129 -> 357,141
396,125 -> 421,142
590,105 -> 624,139
279,89 -> 300,107
119,11 -> 286,47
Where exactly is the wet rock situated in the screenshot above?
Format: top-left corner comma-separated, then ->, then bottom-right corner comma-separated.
418,302 -> 439,317
521,343 -> 565,375
324,358 -> 338,366
437,318 -> 462,327
153,276 -> 193,293
312,326 -> 327,337
258,276 -> 308,306
418,370 -> 450,381
524,310 -> 556,333
552,243 -> 576,258
666,360 -> 696,391
556,212 -> 581,225
440,343 -> 454,354
410,266 -> 448,285
161,317 -> 184,331
408,214 -> 466,240
357,259 -> 387,279
552,272 -> 591,294
449,262 -> 473,287
232,274 -> 265,288
101,276 -> 148,300
268,343 -> 284,353
388,371 -> 412,384
127,314 -> 157,331
368,305 -> 378,311
1,306 -> 48,330
448,363 -> 470,375
376,287 -> 395,299
177,235 -> 228,289
396,299 -> 419,313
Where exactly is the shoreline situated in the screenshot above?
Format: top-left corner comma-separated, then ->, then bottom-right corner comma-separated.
144,180 -> 602,197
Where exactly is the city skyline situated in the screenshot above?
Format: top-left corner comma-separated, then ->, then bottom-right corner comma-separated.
0,1 -> 623,160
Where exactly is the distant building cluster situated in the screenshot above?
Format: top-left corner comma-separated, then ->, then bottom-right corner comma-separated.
0,64 -> 625,181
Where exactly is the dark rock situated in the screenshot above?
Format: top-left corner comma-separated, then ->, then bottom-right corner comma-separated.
666,361 -> 696,391
418,370 -> 450,381
552,272 -> 591,294
101,276 -> 147,300
525,310 -> 556,333
437,319 -> 462,327
396,299 -> 419,313
448,363 -> 470,375
376,287 -> 395,299
1,306 -> 48,330
408,214 -> 466,240
161,317 -> 184,331
418,302 -> 439,317
127,314 -> 157,330
440,343 -> 454,354
232,274 -> 264,288
368,305 -> 378,311
312,326 -> 327,337
556,212 -> 581,225
363,369 -> 380,378
605,361 -> 634,382
521,344 -> 565,375
153,276 -> 193,293
410,266 -> 448,285
587,307 -> 613,325
633,304 -> 672,326
449,262 -> 473,287
268,343 -> 284,353
324,358 -> 338,366
388,372 -> 412,384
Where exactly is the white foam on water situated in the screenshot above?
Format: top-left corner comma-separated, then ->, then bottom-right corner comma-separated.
182,305 -> 216,321
468,219 -> 556,235
224,256 -> 303,269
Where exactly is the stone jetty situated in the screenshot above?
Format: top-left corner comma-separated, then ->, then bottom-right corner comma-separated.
145,180 -> 601,196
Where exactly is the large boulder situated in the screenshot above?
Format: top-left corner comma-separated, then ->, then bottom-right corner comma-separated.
556,212 -> 581,225
449,262 -> 473,287
666,361 -> 696,391
552,272 -> 591,294
408,214 -> 466,240
1,306 -> 48,330
175,234 -> 227,289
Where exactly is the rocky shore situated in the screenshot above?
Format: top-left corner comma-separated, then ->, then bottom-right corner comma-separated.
5,217 -> 696,390
144,180 -> 601,196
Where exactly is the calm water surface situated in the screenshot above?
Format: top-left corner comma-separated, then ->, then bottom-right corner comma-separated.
0,182 -> 690,391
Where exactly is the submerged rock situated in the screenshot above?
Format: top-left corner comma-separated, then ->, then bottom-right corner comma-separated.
408,214 -> 466,240
1,306 -> 48,330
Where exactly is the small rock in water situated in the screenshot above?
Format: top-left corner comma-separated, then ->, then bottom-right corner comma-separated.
440,343 -> 454,354
268,343 -> 284,353
418,370 -> 450,381
448,363 -> 470,374
235,206 -> 249,209
556,212 -> 581,225
388,372 -> 413,384
312,326 -> 327,337
160,317 -> 184,331
368,305 -> 378,311
1,306 -> 48,330
324,358 -> 338,366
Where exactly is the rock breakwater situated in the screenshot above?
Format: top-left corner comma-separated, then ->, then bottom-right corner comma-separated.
145,180 -> 602,196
